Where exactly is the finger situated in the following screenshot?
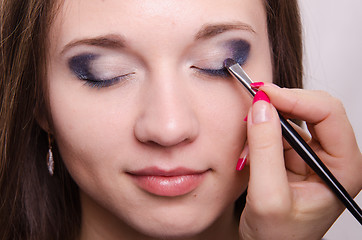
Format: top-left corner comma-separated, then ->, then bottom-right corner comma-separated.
246,91 -> 292,213
283,120 -> 312,176
259,84 -> 362,194
282,119 -> 311,151
259,84 -> 358,159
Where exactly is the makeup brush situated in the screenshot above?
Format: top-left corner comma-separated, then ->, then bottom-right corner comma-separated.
224,58 -> 362,225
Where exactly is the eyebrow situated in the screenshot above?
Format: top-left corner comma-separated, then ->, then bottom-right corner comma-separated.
61,34 -> 126,54
195,22 -> 256,40
60,22 -> 255,54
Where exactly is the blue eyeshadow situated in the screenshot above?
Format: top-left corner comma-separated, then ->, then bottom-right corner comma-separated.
199,40 -> 250,77
68,54 -> 99,80
229,40 -> 250,66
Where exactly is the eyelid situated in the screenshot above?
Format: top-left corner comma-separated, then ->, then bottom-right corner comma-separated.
228,39 -> 250,66
191,39 -> 250,77
83,72 -> 135,88
68,53 -> 98,80
68,52 -> 136,88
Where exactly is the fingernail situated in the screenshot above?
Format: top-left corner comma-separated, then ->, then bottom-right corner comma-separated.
253,90 -> 270,104
243,115 -> 248,122
252,91 -> 271,124
236,144 -> 248,171
250,82 -> 264,89
236,156 -> 247,171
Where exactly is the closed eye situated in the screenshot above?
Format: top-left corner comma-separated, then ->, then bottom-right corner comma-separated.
191,39 -> 250,78
192,66 -> 229,78
82,72 -> 135,88
68,53 -> 135,88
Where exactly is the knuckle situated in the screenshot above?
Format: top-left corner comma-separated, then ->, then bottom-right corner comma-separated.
326,96 -> 346,116
314,89 -> 331,98
315,90 -> 343,108
248,194 -> 291,218
330,97 -> 345,112
313,90 -> 347,116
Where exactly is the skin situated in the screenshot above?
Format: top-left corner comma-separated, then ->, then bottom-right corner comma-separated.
242,85 -> 362,239
44,0 -> 362,239
46,0 -> 272,239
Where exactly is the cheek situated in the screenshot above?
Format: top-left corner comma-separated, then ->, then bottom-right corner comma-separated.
193,78 -> 250,163
47,77 -> 136,184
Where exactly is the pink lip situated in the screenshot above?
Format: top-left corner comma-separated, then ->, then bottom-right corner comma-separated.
127,167 -> 208,197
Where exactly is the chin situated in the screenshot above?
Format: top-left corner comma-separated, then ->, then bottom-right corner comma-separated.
122,201 -> 236,240
121,205 -> 221,239
133,220 -> 209,240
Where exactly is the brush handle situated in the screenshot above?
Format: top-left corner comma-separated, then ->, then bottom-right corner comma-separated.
278,113 -> 362,225
224,59 -> 362,224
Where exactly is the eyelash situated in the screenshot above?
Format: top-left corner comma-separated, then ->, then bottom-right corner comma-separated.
192,56 -> 249,78
193,66 -> 230,78
81,73 -> 134,88
80,64 -> 232,89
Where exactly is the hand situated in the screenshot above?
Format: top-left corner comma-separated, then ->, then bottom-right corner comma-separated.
239,84 -> 362,240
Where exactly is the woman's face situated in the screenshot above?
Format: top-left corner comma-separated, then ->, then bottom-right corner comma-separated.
47,0 -> 272,238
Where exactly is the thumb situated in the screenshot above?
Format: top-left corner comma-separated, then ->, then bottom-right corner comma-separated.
246,91 -> 291,213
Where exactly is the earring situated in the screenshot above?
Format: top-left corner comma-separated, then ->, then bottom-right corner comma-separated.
47,133 -> 54,176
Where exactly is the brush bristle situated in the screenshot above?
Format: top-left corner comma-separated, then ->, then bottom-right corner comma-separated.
223,58 -> 237,69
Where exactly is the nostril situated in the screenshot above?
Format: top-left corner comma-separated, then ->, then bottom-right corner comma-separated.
142,137 -> 191,148
136,126 -> 192,147
134,113 -> 199,148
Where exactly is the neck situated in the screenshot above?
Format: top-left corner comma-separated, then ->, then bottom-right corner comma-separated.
78,191 -> 239,240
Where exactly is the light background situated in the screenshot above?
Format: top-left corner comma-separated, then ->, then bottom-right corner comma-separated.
298,0 -> 362,239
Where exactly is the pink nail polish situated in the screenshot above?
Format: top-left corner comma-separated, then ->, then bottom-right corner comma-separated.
250,82 -> 264,89
253,91 -> 270,104
243,115 -> 248,122
236,156 -> 247,171
252,91 -> 271,124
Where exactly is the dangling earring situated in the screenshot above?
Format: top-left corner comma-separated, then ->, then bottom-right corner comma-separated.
47,133 -> 54,176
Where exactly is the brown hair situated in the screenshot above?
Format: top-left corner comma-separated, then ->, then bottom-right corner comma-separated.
0,1 -> 80,239
0,0 -> 302,239
266,0 -> 303,88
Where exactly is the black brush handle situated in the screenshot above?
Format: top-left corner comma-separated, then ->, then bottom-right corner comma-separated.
224,59 -> 362,224
279,113 -> 362,225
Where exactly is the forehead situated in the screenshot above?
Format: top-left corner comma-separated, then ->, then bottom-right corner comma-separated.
49,0 -> 267,53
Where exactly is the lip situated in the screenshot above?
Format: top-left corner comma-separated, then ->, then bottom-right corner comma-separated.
127,167 -> 209,197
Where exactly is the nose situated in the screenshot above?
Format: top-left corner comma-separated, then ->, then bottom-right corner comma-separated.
134,70 -> 199,148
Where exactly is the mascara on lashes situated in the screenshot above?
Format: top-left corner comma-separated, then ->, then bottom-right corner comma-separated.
200,40 -> 250,77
